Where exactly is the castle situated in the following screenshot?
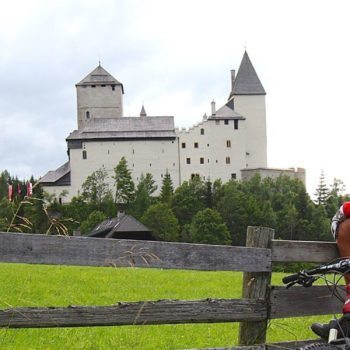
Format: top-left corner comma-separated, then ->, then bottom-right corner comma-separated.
40,52 -> 305,203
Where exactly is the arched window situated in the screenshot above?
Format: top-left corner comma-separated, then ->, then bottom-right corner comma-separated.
86,111 -> 90,119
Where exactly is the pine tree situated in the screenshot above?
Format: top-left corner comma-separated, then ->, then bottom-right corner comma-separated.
113,157 -> 135,209
130,173 -> 157,219
314,171 -> 330,206
159,171 -> 174,205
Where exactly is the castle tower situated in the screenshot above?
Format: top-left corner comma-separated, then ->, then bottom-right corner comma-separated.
228,51 -> 267,168
76,64 -> 124,129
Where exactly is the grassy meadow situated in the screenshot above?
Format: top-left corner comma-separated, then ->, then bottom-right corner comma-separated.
0,263 -> 333,350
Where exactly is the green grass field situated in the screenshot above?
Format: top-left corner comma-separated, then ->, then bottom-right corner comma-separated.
0,263 -> 333,350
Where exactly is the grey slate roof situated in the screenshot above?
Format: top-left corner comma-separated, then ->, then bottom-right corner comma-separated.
88,213 -> 155,240
211,104 -> 245,120
76,65 -> 124,93
231,51 -> 266,96
209,99 -> 245,120
67,116 -> 176,141
39,161 -> 71,184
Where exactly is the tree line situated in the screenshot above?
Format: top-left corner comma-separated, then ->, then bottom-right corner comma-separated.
0,161 -> 349,246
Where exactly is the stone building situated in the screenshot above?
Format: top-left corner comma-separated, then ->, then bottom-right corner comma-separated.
40,52 -> 305,203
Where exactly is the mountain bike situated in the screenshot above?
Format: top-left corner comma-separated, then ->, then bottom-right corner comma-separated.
283,258 -> 350,350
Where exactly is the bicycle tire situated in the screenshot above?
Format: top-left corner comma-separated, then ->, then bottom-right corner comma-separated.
298,343 -> 341,350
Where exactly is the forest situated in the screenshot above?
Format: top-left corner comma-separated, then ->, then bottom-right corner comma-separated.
0,158 -> 348,247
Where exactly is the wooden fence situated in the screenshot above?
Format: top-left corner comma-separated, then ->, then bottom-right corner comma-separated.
0,227 -> 342,349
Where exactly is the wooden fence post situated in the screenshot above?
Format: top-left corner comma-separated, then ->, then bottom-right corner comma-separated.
239,226 -> 274,346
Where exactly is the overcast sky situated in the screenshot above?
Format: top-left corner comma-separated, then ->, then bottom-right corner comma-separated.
1,0 -> 349,196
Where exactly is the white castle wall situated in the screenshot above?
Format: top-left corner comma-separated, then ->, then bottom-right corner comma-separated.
177,118 -> 247,183
67,138 -> 180,201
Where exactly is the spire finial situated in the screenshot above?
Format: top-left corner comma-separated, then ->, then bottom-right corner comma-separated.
140,103 -> 147,117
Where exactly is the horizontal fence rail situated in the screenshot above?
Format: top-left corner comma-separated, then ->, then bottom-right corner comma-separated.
270,285 -> 345,319
187,340 -> 322,350
0,298 -> 266,329
271,240 -> 338,263
0,232 -> 271,272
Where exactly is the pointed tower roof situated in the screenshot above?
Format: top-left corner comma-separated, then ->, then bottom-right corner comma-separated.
76,64 -> 124,93
140,105 -> 147,117
230,51 -> 265,96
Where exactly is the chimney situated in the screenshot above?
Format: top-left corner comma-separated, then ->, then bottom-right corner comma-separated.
211,100 -> 216,116
230,70 -> 236,92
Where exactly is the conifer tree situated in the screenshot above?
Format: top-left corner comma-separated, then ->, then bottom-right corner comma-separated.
113,157 -> 135,209
314,171 -> 330,206
159,171 -> 174,205
130,173 -> 157,219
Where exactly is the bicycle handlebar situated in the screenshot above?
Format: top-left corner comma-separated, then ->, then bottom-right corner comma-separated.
282,258 -> 350,288
282,273 -> 300,284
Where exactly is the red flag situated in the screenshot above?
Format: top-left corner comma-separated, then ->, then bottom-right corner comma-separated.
8,184 -> 13,201
27,182 -> 33,197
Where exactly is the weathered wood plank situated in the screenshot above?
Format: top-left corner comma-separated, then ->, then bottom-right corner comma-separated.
239,227 -> 275,346
184,346 -> 264,350
266,339 -> 324,350
0,232 -> 271,272
270,285 -> 345,318
0,298 -> 266,328
271,240 -> 338,263
185,339 -> 322,350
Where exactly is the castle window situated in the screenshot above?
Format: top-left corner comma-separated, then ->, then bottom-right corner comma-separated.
200,128 -> 204,135
186,158 -> 191,164
215,120 -> 220,125
234,120 -> 239,129
82,150 -> 87,159
182,142 -> 186,148
191,173 -> 200,180
101,84 -> 106,87
194,142 -> 199,148
224,119 -> 229,125
226,140 -> 231,148
111,85 -> 115,91
86,111 -> 90,119
91,85 -> 96,88
226,157 -> 231,164
200,157 -> 204,164
231,173 -> 237,179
